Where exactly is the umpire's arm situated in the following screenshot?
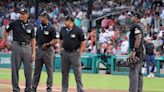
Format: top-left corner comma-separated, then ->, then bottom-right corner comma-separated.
49,27 -> 58,46
79,28 -> 86,56
3,22 -> 14,47
134,30 -> 142,49
31,26 -> 36,62
59,29 -> 63,53
130,29 -> 142,59
79,41 -> 86,56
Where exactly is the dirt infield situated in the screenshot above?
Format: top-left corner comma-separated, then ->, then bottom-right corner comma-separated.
0,79 -> 127,92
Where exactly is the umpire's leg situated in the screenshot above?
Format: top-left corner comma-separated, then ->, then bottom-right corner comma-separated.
32,48 -> 43,91
138,63 -> 143,92
129,62 -> 143,92
22,45 -> 32,92
11,43 -> 22,92
61,50 -> 71,92
69,51 -> 84,92
43,47 -> 54,92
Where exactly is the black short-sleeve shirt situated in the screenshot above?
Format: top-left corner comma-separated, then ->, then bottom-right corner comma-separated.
36,23 -> 56,47
129,23 -> 144,57
129,23 -> 144,50
60,25 -> 85,50
145,43 -> 155,55
5,20 -> 35,42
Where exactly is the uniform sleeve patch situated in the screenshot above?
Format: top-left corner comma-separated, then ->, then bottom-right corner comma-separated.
135,28 -> 141,34
84,35 -> 87,39
5,25 -> 10,30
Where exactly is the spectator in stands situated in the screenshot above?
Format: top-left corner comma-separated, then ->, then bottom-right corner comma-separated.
145,36 -> 157,78
160,7 -> 164,26
81,14 -> 90,34
0,18 -> 3,27
1,46 -> 11,54
153,12 -> 161,33
88,29 -> 96,53
101,17 -> 109,28
118,13 -> 126,26
152,36 -> 163,55
120,36 -> 129,55
10,9 -> 17,21
107,43 -> 116,55
74,15 -> 82,27
3,17 -> 10,26
99,27 -> 108,45
0,22 -> 5,38
0,38 -> 5,50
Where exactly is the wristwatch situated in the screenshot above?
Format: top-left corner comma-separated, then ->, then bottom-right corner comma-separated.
46,42 -> 50,47
132,48 -> 137,52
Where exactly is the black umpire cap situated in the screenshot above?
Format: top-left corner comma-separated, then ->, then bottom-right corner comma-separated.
65,15 -> 74,22
19,8 -> 29,14
39,11 -> 50,19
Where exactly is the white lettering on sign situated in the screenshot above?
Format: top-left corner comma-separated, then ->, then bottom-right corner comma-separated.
0,58 -> 11,64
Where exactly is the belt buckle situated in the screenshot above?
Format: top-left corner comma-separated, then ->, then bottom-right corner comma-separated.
21,42 -> 26,46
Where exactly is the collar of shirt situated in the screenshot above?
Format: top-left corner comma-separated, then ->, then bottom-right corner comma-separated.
65,24 -> 76,32
66,28 -> 72,32
40,23 -> 49,30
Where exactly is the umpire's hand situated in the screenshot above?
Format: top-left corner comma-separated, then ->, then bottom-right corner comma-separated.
129,51 -> 136,60
31,53 -> 35,63
41,43 -> 48,50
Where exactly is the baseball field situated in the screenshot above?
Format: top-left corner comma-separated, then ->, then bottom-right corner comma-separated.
0,68 -> 163,92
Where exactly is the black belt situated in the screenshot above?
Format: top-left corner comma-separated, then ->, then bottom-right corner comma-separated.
13,41 -> 30,46
64,49 -> 77,52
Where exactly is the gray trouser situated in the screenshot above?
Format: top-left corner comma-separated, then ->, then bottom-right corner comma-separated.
32,47 -> 54,91
129,62 -> 143,92
11,42 -> 32,92
61,50 -> 84,92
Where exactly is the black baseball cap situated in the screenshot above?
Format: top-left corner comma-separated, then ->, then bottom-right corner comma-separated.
19,8 -> 28,14
39,11 -> 50,19
65,15 -> 74,22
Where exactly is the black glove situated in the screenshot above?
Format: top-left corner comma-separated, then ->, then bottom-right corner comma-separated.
127,57 -> 139,69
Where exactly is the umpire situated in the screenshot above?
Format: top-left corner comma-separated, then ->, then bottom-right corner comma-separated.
31,12 -> 57,92
59,15 -> 86,92
3,8 -> 36,92
128,13 -> 145,92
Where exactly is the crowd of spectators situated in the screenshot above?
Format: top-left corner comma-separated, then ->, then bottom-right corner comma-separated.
86,0 -> 164,56
0,0 -> 163,56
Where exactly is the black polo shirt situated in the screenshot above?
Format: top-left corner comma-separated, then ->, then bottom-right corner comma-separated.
129,23 -> 144,55
36,23 -> 56,47
145,43 -> 155,55
5,20 -> 35,42
60,25 -> 85,50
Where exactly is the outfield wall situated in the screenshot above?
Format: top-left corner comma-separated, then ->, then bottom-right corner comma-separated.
0,53 -> 164,77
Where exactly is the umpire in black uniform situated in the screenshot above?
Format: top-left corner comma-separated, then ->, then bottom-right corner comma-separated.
3,8 -> 36,92
59,16 -> 86,92
31,12 -> 57,92
128,13 -> 144,92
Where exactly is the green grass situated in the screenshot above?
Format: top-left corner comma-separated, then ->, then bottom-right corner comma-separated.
0,69 -> 164,91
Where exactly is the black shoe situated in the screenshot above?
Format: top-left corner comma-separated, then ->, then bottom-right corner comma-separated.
47,88 -> 52,92
31,88 -> 36,92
